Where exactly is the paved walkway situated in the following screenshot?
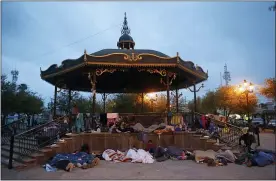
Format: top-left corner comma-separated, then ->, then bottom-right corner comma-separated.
1,133 -> 275,180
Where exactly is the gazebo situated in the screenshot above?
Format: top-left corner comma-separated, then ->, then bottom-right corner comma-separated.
40,13 -> 208,124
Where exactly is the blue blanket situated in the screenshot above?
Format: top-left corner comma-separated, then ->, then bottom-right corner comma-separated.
252,151 -> 275,167
49,152 -> 94,166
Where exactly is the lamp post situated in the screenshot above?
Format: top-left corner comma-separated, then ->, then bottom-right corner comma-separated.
146,93 -> 158,112
237,80 -> 254,123
171,90 -> 183,113
187,83 -> 204,122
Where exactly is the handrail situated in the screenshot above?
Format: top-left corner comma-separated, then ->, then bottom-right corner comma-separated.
7,115 -> 67,169
1,117 -> 26,129
194,112 -> 243,130
15,116 -> 65,137
193,111 -> 244,148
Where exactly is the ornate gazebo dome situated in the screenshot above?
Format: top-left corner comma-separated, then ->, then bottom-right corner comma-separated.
117,13 -> 135,50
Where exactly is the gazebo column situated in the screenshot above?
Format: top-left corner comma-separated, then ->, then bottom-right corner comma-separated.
92,73 -> 97,114
166,73 -> 171,115
176,88 -> 179,113
141,92 -> 144,113
88,72 -> 97,115
68,89 -> 72,115
53,86 -> 57,117
102,93 -> 107,113
160,70 -> 176,125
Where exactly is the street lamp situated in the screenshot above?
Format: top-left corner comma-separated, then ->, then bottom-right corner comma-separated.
171,91 -> 183,113
237,80 -> 254,122
146,93 -> 158,112
187,83 -> 204,122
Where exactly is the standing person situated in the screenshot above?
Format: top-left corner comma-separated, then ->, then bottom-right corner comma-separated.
71,104 -> 79,133
254,124 -> 260,146
201,115 -> 207,130
84,113 -> 92,132
75,113 -> 84,133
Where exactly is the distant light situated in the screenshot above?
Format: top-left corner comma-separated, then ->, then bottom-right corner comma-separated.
243,80 -> 248,87
147,93 -> 156,99
239,87 -> 245,92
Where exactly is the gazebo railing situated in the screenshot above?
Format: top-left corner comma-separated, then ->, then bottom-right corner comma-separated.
6,116 -> 67,169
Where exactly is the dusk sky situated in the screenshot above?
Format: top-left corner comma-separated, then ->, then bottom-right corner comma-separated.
2,2 -> 275,105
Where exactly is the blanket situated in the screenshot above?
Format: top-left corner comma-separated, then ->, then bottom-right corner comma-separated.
252,151 -> 275,167
194,150 -> 216,162
49,152 -> 95,166
215,150 -> 236,163
126,149 -> 154,163
102,149 -> 154,164
132,123 -> 166,133
102,149 -> 131,162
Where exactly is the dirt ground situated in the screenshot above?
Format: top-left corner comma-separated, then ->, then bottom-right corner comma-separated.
1,133 -> 275,180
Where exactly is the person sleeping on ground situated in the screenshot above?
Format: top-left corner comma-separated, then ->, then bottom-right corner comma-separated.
246,151 -> 275,167
48,152 -> 100,170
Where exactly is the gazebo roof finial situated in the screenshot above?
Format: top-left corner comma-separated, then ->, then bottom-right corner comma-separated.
121,12 -> 131,35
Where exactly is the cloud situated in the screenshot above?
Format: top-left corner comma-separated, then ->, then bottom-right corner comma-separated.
2,2 -> 275,105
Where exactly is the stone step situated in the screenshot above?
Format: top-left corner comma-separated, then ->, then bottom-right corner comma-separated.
1,145 -> 40,156
1,157 -> 27,169
1,151 -> 36,167
1,148 -> 35,162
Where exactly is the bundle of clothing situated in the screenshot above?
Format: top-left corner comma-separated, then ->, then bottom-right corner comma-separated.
102,148 -> 154,164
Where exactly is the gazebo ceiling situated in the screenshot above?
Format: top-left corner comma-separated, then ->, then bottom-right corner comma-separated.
40,13 -> 208,93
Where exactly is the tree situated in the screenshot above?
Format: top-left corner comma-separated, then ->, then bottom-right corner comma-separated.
155,94 -> 167,113
259,78 -> 276,102
49,90 -> 102,115
215,85 -> 258,121
188,97 -> 203,114
201,91 -> 217,114
1,73 -> 44,124
111,94 -> 140,113
1,74 -> 17,124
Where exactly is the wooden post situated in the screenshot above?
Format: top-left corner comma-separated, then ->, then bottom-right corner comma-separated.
54,86 -> 57,117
